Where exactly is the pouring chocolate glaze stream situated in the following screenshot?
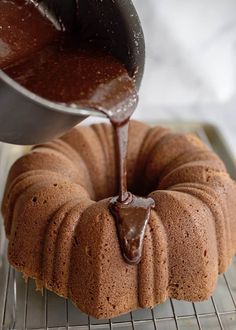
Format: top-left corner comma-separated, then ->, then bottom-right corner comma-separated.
0,0 -> 155,264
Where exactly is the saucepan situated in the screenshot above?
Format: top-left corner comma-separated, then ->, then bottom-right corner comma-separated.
0,0 -> 145,145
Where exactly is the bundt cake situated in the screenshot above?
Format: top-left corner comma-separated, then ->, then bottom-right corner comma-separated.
2,120 -> 236,319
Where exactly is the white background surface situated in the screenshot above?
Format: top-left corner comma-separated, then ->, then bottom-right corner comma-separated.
132,0 -> 236,158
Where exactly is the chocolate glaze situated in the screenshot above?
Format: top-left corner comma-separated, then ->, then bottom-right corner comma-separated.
3,38 -> 137,107
0,0 -> 155,265
0,0 -> 58,68
110,193 -> 155,264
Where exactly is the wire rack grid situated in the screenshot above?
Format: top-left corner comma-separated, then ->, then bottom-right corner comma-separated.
0,123 -> 236,330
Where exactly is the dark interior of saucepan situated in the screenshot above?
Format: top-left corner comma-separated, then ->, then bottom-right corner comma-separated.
34,0 -> 145,88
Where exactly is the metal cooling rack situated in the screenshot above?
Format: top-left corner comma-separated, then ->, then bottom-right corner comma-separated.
0,122 -> 236,330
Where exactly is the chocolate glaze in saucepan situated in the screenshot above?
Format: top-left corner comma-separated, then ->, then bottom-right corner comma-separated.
0,0 -> 155,265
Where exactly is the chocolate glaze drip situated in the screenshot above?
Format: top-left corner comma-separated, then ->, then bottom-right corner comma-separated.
0,0 -> 155,265
113,122 -> 130,202
110,193 -> 155,264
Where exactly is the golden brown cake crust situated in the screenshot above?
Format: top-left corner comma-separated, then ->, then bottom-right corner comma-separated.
2,120 -> 236,319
